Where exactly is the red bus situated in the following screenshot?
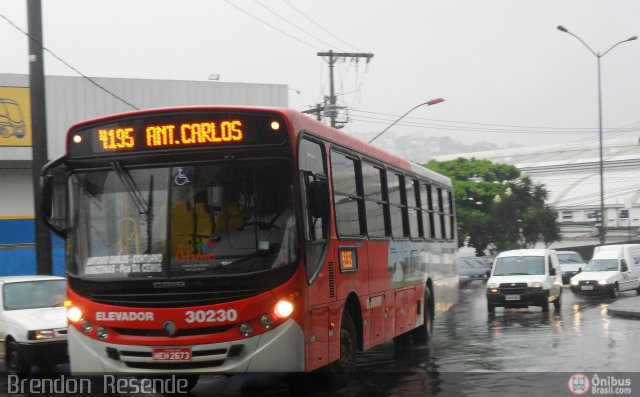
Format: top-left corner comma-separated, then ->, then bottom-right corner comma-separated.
41,106 -> 458,387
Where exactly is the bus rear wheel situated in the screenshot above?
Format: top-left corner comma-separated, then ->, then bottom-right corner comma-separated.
411,292 -> 433,344
327,312 -> 357,385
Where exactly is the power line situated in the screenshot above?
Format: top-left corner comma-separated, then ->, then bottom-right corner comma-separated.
224,0 -> 323,51
350,109 -> 604,131
282,0 -> 362,52
0,11 -> 139,110
348,115 -> 610,135
254,0 -> 346,52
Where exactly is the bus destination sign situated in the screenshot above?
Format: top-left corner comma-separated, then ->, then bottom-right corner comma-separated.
67,112 -> 286,157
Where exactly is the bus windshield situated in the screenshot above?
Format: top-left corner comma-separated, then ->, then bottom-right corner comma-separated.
68,160 -> 298,279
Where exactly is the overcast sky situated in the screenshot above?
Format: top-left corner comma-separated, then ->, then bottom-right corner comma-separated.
2,0 -> 640,151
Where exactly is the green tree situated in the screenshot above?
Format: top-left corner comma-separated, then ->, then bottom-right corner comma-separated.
425,157 -> 560,255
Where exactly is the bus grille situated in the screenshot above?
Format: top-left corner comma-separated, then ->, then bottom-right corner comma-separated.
88,289 -> 260,308
124,360 -> 225,370
109,345 -> 244,370
113,324 -> 234,337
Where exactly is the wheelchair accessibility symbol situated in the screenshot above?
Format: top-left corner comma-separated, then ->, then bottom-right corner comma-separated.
174,168 -> 192,186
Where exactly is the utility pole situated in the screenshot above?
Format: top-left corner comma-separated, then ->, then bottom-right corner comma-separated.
301,103 -> 324,121
317,50 -> 373,128
28,0 -> 52,275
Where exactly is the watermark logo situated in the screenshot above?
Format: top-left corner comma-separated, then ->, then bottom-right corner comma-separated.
568,373 -> 591,395
6,374 -> 191,394
567,373 -> 632,396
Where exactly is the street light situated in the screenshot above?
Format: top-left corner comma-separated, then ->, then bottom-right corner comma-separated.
557,25 -> 637,245
368,98 -> 444,144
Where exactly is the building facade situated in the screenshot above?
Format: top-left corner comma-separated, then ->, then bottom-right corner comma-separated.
432,137 -> 640,249
0,73 -> 288,275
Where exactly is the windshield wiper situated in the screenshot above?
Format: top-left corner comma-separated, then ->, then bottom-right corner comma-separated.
111,161 -> 149,215
221,251 -> 262,267
111,161 -> 155,253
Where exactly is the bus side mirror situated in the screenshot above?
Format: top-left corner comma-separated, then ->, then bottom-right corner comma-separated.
41,157 -> 68,238
549,267 -> 556,276
307,180 -> 329,219
41,175 -> 54,219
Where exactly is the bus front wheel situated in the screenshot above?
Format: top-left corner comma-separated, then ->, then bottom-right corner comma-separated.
327,312 -> 357,384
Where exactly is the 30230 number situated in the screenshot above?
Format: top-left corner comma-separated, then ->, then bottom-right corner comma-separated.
184,309 -> 238,323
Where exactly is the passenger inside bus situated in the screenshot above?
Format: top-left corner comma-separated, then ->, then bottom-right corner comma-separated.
214,184 -> 249,234
212,171 -> 297,267
170,184 -> 214,257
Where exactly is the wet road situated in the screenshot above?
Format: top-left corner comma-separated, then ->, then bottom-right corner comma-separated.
3,282 -> 640,396
191,282 -> 640,396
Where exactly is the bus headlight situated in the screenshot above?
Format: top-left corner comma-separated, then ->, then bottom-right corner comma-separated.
96,326 -> 109,340
239,323 -> 254,337
81,319 -> 93,333
274,299 -> 294,319
259,314 -> 274,329
67,307 -> 83,323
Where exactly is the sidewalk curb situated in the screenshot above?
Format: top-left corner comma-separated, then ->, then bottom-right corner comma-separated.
607,296 -> 640,319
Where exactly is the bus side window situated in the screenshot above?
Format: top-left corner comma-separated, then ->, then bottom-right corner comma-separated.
331,150 -> 364,238
299,138 -> 329,282
361,162 -> 387,238
387,173 -> 405,238
431,185 -> 442,240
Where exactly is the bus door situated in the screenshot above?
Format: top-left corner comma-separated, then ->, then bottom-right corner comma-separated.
361,162 -> 388,346
299,138 -> 333,370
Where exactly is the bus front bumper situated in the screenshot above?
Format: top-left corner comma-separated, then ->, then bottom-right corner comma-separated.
68,318 -> 305,374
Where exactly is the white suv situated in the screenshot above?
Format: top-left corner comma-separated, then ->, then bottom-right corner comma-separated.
0,275 -> 68,375
486,249 -> 563,313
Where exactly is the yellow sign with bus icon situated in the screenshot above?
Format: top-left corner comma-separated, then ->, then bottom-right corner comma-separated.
0,86 -> 32,146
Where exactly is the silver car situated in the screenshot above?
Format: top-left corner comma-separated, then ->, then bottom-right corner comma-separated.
557,251 -> 587,284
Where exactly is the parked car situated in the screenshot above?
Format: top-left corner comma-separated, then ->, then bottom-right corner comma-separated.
0,275 -> 68,375
486,249 -> 562,313
557,251 -> 588,284
570,244 -> 640,298
457,256 -> 492,285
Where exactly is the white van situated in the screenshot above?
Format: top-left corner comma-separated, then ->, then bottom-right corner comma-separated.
570,244 -> 640,298
486,249 -> 562,313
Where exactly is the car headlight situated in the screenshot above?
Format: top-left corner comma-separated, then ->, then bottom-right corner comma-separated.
531,281 -> 543,289
571,279 -> 579,286
28,329 -> 56,340
598,280 -> 609,285
487,282 -> 498,289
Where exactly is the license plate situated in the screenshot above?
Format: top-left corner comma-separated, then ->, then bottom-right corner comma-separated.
152,348 -> 192,362
581,285 -> 594,291
505,295 -> 521,301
